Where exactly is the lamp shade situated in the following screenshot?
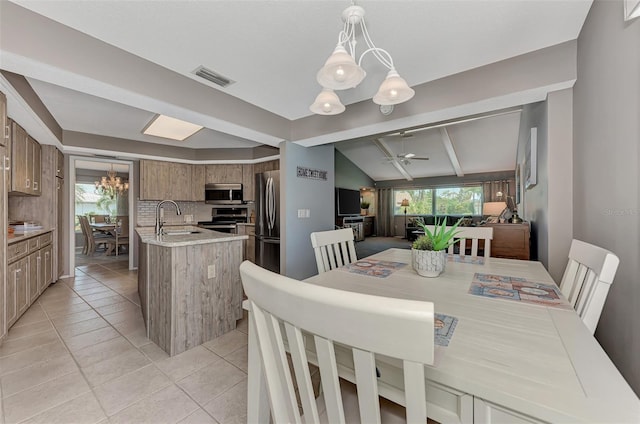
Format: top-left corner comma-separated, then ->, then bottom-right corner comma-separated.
316,45 -> 366,90
309,88 -> 345,115
400,198 -> 410,207
372,69 -> 415,105
482,202 -> 507,216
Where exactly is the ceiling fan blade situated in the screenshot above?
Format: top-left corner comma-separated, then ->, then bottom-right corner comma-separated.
410,157 -> 430,161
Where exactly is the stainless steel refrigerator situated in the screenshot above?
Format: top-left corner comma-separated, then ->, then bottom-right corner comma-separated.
255,170 -> 280,273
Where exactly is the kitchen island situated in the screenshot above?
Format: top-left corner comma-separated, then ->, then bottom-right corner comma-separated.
137,226 -> 247,356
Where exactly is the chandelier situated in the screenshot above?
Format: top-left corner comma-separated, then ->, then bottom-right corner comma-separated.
310,3 -> 415,115
95,164 -> 129,199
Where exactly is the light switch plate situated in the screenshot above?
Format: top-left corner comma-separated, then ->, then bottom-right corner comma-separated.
208,265 -> 216,278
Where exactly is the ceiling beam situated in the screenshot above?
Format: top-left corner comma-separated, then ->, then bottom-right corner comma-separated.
372,138 -> 413,181
439,128 -> 464,177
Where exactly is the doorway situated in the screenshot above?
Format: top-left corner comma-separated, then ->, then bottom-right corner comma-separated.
68,156 -> 134,274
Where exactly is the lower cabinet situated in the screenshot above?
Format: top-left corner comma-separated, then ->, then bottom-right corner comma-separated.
6,232 -> 53,328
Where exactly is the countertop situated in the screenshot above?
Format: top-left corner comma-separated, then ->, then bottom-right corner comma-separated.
136,225 -> 247,247
8,228 -> 53,244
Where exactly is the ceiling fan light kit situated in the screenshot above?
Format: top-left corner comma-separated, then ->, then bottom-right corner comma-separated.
310,4 -> 414,115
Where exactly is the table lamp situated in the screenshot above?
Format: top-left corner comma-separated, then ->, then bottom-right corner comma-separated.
400,198 -> 410,237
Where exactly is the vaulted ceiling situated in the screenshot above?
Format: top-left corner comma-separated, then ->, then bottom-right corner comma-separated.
0,0 -> 592,180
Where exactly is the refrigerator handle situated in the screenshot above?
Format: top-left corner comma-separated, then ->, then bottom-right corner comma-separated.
266,177 -> 275,233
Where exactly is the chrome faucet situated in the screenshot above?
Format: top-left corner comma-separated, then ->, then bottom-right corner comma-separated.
155,200 -> 182,236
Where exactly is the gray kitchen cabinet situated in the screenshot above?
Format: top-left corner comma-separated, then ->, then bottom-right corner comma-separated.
0,92 -> 7,342
140,159 -> 192,201
9,121 -> 41,196
205,164 -> 242,184
191,164 -> 205,201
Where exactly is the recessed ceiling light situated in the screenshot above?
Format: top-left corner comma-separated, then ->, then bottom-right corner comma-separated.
142,114 -> 203,141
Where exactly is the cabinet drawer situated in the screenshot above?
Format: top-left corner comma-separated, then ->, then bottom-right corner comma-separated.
28,236 -> 40,253
39,232 -> 52,247
8,240 -> 29,263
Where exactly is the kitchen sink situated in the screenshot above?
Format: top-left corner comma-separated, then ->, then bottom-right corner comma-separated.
163,230 -> 202,235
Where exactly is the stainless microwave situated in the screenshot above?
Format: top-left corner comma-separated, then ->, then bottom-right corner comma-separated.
205,183 -> 243,204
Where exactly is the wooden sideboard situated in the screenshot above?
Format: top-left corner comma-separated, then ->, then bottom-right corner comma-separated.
484,222 -> 530,260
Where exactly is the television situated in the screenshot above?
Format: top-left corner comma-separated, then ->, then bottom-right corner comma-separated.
336,188 -> 361,216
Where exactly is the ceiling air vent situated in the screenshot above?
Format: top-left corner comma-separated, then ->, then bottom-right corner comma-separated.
193,66 -> 235,88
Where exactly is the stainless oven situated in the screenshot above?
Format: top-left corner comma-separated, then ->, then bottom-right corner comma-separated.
198,206 -> 249,233
205,183 -> 243,204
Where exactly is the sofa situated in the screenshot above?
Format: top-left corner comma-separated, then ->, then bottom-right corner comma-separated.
405,215 -> 480,241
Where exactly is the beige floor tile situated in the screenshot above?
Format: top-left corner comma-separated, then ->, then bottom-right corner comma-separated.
139,343 -> 171,362
80,290 -> 119,302
94,300 -> 139,317
0,341 -> 68,377
38,295 -> 84,308
2,371 -> 90,424
4,320 -> 53,342
73,286 -> 112,297
155,346 -> 222,381
45,301 -> 94,318
110,316 -> 145,335
19,391 -> 106,424
178,408 -> 219,424
50,309 -> 100,327
56,317 -> 111,339
1,354 -> 77,398
11,305 -> 48,328
202,330 -> 247,357
108,384 -> 199,424
64,326 -> 120,352
93,364 -> 172,416
203,379 -> 248,424
101,308 -> 143,325
81,348 -> 150,387
0,330 -> 60,358
177,360 -> 246,405
224,346 -> 248,373
71,336 -> 136,369
124,328 -> 152,348
85,294 -> 128,309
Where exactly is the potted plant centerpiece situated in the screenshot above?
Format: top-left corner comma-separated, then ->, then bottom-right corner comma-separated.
411,218 -> 461,277
360,201 -> 370,215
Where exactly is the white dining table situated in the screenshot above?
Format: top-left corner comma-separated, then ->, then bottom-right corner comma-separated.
245,249 -> 640,423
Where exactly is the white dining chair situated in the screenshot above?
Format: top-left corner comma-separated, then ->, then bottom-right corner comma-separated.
559,239 -> 620,335
420,225 -> 494,257
310,228 -> 358,273
239,260 -> 435,423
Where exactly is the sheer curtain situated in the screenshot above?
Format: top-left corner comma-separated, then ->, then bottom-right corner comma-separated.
376,188 -> 394,236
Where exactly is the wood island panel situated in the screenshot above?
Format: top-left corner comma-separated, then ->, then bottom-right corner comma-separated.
141,234 -> 244,356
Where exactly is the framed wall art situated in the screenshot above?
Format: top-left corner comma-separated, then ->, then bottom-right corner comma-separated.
525,127 -> 537,189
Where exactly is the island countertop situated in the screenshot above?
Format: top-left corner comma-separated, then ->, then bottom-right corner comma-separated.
136,225 -> 248,247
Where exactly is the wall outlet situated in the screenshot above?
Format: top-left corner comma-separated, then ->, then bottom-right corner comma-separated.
208,264 -> 216,279
184,214 -> 193,223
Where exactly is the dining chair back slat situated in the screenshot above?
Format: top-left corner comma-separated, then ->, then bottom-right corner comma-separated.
310,228 -> 357,274
420,226 -> 493,257
240,260 -> 434,423
560,239 -> 619,334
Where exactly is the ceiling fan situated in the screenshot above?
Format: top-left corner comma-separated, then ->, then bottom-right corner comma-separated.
391,134 -> 429,165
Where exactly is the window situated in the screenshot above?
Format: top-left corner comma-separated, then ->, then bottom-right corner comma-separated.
74,183 -> 116,230
394,189 -> 433,215
394,186 -> 483,215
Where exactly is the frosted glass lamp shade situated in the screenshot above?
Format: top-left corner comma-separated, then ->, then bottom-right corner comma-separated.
309,88 -> 345,115
373,69 -> 415,105
316,45 -> 366,90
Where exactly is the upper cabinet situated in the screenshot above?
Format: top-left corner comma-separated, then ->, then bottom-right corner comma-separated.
8,120 -> 41,196
56,148 -> 64,179
140,159 -> 279,203
139,159 -> 193,201
205,164 -> 242,184
0,92 -> 7,148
